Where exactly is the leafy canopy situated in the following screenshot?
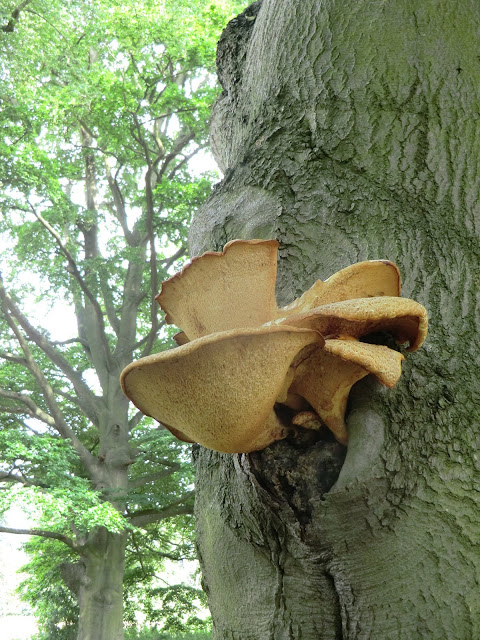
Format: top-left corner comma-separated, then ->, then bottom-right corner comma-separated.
0,0 -> 248,636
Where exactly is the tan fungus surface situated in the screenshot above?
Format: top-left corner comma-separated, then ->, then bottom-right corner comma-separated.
121,325 -> 322,453
278,296 -> 428,351
282,260 -> 401,315
156,239 -> 279,341
121,239 -> 428,451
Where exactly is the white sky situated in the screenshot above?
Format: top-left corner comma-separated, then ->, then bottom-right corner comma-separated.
0,507 -> 38,638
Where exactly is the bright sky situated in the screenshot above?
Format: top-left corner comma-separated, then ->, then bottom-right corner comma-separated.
0,508 -> 38,638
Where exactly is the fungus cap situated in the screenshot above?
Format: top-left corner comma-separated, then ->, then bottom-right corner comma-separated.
156,239 -> 279,341
121,239 -> 428,450
121,325 -> 323,453
282,260 -> 401,316
277,296 -> 428,352
288,339 -> 405,443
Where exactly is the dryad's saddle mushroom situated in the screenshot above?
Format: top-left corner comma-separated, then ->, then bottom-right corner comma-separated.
120,239 -> 428,453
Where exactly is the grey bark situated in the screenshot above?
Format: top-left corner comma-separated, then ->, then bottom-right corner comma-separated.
74,384 -> 131,640
77,530 -> 127,640
190,1 -> 480,638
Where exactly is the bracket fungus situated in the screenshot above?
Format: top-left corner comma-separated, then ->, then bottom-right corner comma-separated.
120,239 -> 428,453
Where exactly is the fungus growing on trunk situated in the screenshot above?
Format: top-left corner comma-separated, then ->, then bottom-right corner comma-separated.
120,240 -> 428,452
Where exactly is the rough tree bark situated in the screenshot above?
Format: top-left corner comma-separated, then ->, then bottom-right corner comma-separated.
189,1 -> 480,638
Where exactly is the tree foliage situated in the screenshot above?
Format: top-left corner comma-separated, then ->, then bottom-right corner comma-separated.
0,0 -> 248,637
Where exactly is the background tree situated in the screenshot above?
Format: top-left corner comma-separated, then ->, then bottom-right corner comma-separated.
189,1 -> 480,638
0,1 -> 247,639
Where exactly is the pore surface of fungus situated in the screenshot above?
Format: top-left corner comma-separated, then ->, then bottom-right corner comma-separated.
121,239 -> 428,452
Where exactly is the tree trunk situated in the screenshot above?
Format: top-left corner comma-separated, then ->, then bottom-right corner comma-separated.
77,530 -> 127,640
74,381 -> 131,640
190,1 -> 480,638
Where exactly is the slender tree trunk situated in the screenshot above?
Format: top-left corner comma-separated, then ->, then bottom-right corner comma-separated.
72,377 -> 131,640
190,1 -> 480,638
64,129 -> 133,640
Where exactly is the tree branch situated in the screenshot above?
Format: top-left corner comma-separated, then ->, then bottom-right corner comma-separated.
51,337 -> 89,347
128,410 -> 145,431
166,142 -> 209,181
29,204 -> 115,375
0,387 -> 55,426
129,464 -> 181,489
128,491 -> 194,527
131,319 -> 165,355
0,274 -> 101,426
127,530 -> 191,567
156,130 -> 196,182
114,251 -> 149,363
1,0 -> 32,32
0,525 -> 76,550
104,160 -> 136,246
133,245 -> 185,360
162,245 -> 187,272
0,349 -> 27,365
128,112 -> 162,359
0,283 -> 101,482
0,469 -> 32,487
78,137 -> 122,340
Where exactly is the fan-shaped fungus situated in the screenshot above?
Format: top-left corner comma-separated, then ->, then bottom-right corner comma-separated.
120,240 -> 428,452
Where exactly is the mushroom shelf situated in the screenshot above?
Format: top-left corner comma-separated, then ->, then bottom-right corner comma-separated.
120,239 -> 428,453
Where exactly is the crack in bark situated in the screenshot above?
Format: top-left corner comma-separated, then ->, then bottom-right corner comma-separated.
323,567 -> 345,640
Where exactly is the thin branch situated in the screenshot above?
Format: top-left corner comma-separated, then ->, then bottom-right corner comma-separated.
153,119 -> 166,158
0,282 -> 100,482
76,118 -> 96,140
156,130 -> 196,182
0,525 -> 76,550
77,135 -> 122,340
133,246 -> 185,359
55,388 -> 87,412
1,0 -> 33,32
0,350 -> 27,365
162,245 -> 187,272
139,317 -> 166,358
127,538 -> 188,563
141,107 -> 198,124
0,469 -> 32,487
114,248 -> 149,363
29,204 -> 115,373
0,411 -> 46,437
129,464 -> 181,489
130,530 -> 152,581
131,113 -> 152,165
0,411 -> 53,439
129,503 -> 193,527
104,160 -> 136,245
23,7 -> 67,39
0,387 -> 55,426
51,337 -> 88,347
166,143 -> 209,181
128,410 -> 145,431
0,274 -> 100,426
18,418 -> 46,436
128,491 -> 194,527
99,279 -> 121,338
131,112 -> 161,359
131,320 -> 165,354
0,462 -> 50,487
145,206 -> 159,349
